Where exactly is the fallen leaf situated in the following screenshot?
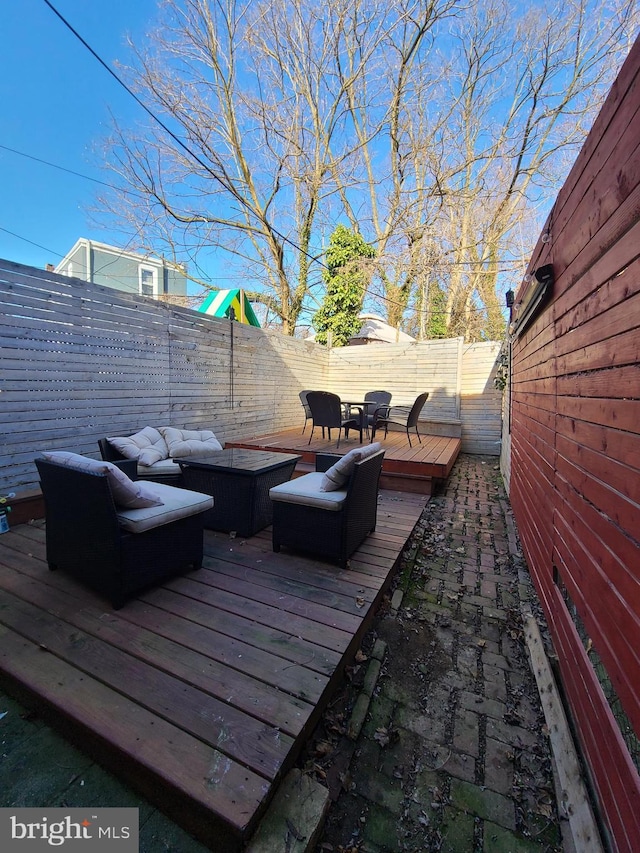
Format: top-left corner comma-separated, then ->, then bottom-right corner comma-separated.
374,727 -> 390,747
374,726 -> 399,747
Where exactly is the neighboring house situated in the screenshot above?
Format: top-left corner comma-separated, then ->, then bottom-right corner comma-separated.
55,238 -> 188,303
348,313 -> 416,345
305,313 -> 416,345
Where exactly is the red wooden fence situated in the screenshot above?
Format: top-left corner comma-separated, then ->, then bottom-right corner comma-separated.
509,36 -> 640,852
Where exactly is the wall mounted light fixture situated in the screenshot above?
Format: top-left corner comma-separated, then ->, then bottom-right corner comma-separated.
511,264 -> 555,338
534,264 -> 555,287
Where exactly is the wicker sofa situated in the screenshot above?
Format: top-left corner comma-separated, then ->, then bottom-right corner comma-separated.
98,426 -> 224,485
36,453 -> 213,609
269,444 -> 385,568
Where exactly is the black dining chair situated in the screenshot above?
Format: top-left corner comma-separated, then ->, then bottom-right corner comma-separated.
306,391 -> 363,447
299,390 -> 313,434
364,390 -> 392,431
371,392 -> 430,447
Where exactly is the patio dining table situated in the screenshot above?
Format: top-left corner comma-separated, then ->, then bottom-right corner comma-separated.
341,400 -> 378,439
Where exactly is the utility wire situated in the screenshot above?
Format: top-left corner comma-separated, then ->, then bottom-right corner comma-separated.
34,1 -> 519,320
42,0 -> 328,272
1,130 -> 527,279
0,227 -> 62,259
0,143 -> 143,197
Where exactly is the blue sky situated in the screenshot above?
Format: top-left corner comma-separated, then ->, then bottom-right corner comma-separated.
0,0 -> 163,273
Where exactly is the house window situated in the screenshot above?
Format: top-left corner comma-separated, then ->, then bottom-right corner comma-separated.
66,263 -> 73,277
139,266 -> 157,297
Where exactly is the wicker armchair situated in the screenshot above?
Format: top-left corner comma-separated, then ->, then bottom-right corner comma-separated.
371,392 -> 430,447
306,391 -> 363,447
269,448 -> 385,568
35,457 -> 212,609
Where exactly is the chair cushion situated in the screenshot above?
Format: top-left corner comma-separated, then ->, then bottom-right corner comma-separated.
320,442 -> 382,491
160,427 -> 223,457
270,472 -> 346,511
40,451 -> 164,509
137,459 -> 183,477
107,427 -> 169,467
116,482 -> 214,533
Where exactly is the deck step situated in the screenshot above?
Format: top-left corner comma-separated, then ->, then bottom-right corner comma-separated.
293,460 -> 433,494
380,471 -> 434,495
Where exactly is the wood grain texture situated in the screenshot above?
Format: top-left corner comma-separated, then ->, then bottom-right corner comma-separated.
0,261 -> 500,495
0,487 -> 426,850
508,36 -> 640,853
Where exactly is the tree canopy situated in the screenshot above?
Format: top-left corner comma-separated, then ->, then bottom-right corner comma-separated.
312,225 -> 375,346
99,0 -> 639,340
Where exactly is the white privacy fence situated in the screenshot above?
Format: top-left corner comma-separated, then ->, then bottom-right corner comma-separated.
0,259 -> 503,492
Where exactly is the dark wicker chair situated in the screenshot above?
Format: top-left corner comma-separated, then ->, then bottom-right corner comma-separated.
35,458 -> 210,609
371,391 -> 430,447
364,390 -> 392,430
270,449 -> 385,568
299,390 -> 313,434
306,391 -> 363,447
98,437 -> 182,485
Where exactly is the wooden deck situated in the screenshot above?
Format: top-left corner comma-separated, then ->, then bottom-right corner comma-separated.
229,427 -> 462,495
0,487 -> 427,851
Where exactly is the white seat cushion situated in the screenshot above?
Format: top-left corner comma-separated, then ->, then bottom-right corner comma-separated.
116,482 -> 213,533
160,427 -> 223,457
270,472 -> 346,511
137,459 -> 182,477
107,427 -> 170,467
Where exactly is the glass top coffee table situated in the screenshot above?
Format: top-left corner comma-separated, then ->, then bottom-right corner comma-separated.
175,449 -> 301,537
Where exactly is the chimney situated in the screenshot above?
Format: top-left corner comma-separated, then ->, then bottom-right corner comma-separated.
46,264 -> 55,272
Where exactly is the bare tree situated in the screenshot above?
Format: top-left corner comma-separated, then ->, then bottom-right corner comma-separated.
410,0 -> 639,340
98,0 -> 638,339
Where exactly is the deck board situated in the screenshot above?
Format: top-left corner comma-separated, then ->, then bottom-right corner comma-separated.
229,427 -> 461,492
0,487 -> 426,851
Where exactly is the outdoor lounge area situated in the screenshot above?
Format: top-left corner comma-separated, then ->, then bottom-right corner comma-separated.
0,477 -> 427,850
0,258 -> 478,850
1,32 -> 639,853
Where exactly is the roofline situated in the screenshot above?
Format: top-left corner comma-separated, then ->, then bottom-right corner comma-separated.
55,238 -> 186,273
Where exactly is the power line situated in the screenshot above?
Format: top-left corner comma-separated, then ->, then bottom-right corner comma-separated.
0,131 -> 528,280
0,226 -> 62,259
0,143 -> 143,197
42,0 -> 329,272
26,1 -> 519,323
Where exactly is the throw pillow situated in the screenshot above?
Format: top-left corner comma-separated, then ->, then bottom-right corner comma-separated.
319,443 -> 382,492
160,427 -> 223,458
320,447 -> 363,492
358,441 -> 382,460
107,426 -> 169,467
40,451 -> 164,509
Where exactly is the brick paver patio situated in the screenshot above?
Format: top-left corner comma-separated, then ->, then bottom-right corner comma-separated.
311,454 -> 565,853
